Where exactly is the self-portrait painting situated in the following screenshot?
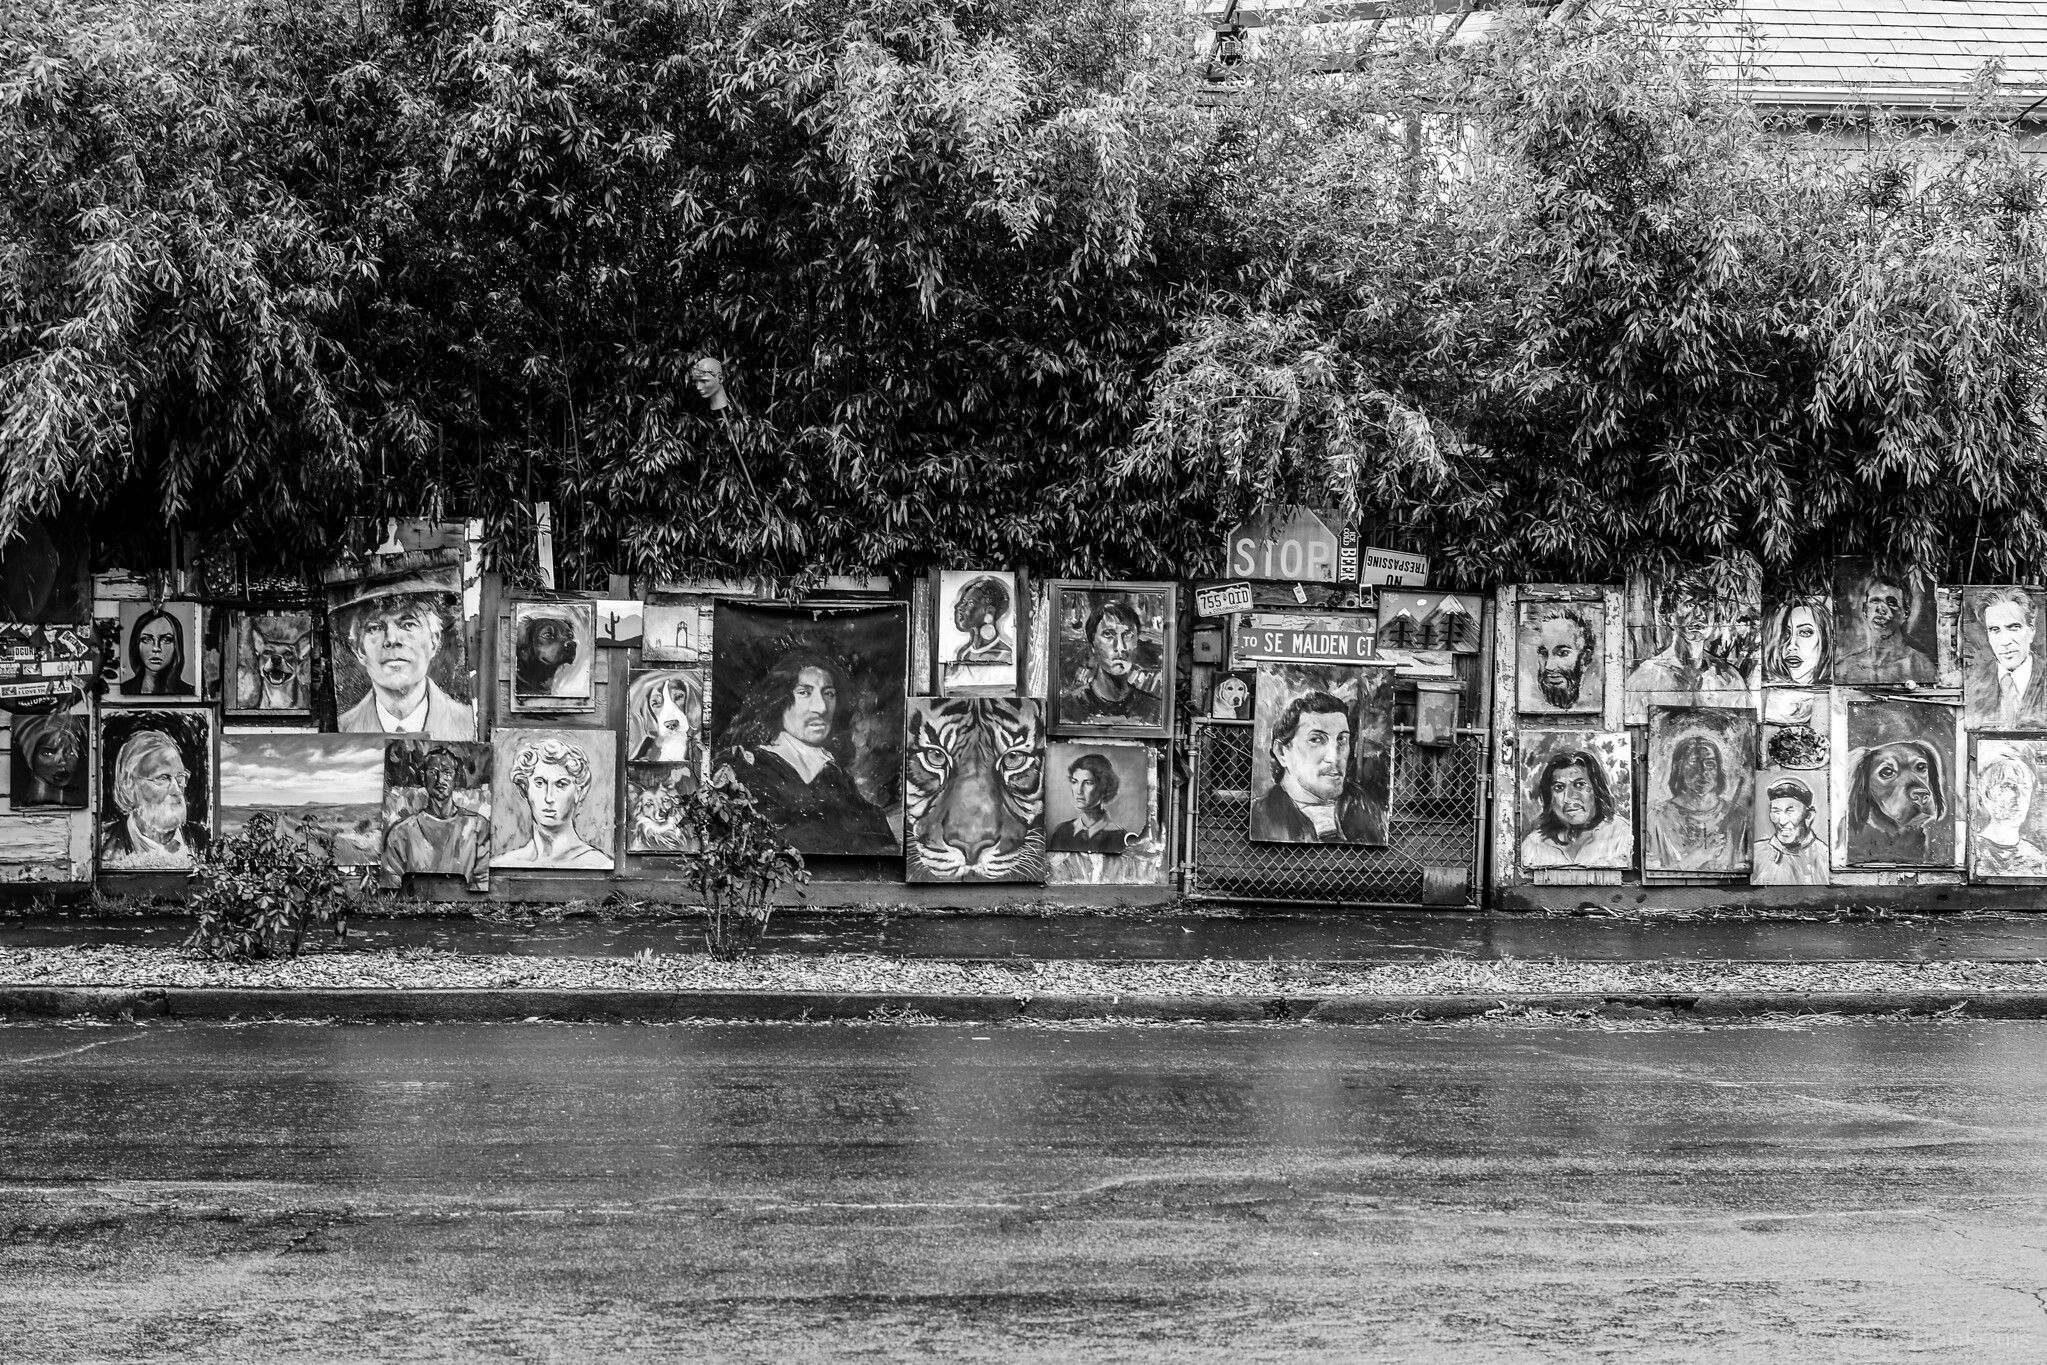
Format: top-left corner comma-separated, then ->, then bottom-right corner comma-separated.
1760,592 -> 1830,688
10,712 -> 87,809
220,734 -> 387,868
903,697 -> 1045,883
225,610 -> 318,718
710,602 -> 904,856
1516,730 -> 1633,872
1830,559 -> 1939,688
1623,570 -> 1758,724
381,739 -> 491,890
1516,599 -> 1604,716
1962,587 -> 2047,730
1969,737 -> 2047,882
490,728 -> 617,872
511,599 -> 596,703
1249,662 -> 1392,846
627,668 -> 705,767
1643,707 -> 1755,875
111,602 -> 201,701
1751,772 -> 1829,886
1049,582 -> 1176,738
326,566 -> 476,740
936,571 -> 1021,696
626,763 -> 697,855
1044,740 -> 1164,886
97,709 -> 212,871
1837,697 -> 1957,867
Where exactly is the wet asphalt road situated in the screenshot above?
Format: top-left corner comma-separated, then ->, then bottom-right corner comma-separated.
4,1020 -> 2047,1362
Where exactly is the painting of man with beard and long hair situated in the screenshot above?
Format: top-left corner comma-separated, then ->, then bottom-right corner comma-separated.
1517,601 -> 1604,716
1517,731 -> 1634,872
97,710 -> 212,871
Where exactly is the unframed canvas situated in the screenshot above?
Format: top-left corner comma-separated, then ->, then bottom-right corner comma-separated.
1968,735 -> 2047,882
9,712 -> 88,809
1045,739 -> 1165,886
97,709 -> 212,872
1516,598 -> 1605,717
1248,662 -> 1391,847
1961,586 -> 2047,730
490,727 -> 618,871
1622,569 -> 1758,724
325,564 -> 476,740
936,571 -> 1022,696
110,601 -> 201,702
226,609 -> 318,718
1516,730 -> 1634,873
1642,706 -> 1755,876
1830,559 -> 1940,688
1836,696 -> 1958,868
903,697 -> 1045,883
381,739 -> 492,891
220,733 -> 388,868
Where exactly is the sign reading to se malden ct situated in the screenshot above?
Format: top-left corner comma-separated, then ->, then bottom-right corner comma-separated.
1232,613 -> 1378,665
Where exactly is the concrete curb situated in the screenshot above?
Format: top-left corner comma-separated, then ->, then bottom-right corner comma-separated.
5,986 -> 2047,1023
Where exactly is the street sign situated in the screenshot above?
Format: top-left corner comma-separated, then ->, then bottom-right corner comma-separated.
1361,547 -> 1430,587
1231,612 -> 1380,665
1223,507 -> 1341,583
1194,581 -> 1255,617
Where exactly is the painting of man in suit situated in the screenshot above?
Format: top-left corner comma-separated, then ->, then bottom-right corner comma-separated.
1249,662 -> 1391,846
327,569 -> 475,740
1963,587 -> 2047,729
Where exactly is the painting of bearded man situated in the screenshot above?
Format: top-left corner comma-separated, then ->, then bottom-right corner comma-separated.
97,712 -> 212,871
1517,601 -> 1605,716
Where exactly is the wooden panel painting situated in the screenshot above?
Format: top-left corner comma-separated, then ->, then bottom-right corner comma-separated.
903,697 -> 1045,883
381,739 -> 491,890
511,599 -> 596,704
225,610 -> 318,719
626,668 -> 705,768
221,734 -> 388,868
1751,772 -> 1828,886
110,601 -> 201,702
9,712 -> 87,809
1760,592 -> 1830,687
1623,568 -> 1759,724
936,571 -> 1021,696
1515,730 -> 1633,872
325,565 -> 476,740
1830,559 -> 1938,688
1969,736 -> 2047,882
1837,696 -> 1957,867
626,763 -> 697,855
1643,707 -> 1755,876
1516,599 -> 1604,716
490,728 -> 618,872
1961,587 -> 2047,730
1045,740 -> 1165,887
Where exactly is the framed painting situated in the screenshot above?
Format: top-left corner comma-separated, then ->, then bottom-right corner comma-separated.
1047,581 -> 1176,739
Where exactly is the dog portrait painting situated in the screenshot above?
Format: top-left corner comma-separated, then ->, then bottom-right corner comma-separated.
627,669 -> 704,767
1837,697 -> 1958,867
511,600 -> 595,702
227,610 -> 318,718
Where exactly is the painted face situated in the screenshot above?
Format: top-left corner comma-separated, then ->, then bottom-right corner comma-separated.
1866,742 -> 1938,829
358,605 -> 436,692
526,618 -> 575,669
1863,583 -> 1905,640
1780,605 -> 1822,683
1979,776 -> 2027,826
1986,601 -> 2034,671
1278,709 -> 1351,804
641,786 -> 676,822
28,726 -> 80,787
1768,795 -> 1810,842
780,667 -> 837,745
136,618 -> 178,675
1669,597 -> 1709,654
131,750 -> 189,835
523,761 -> 581,834
1069,767 -> 1100,811
1674,741 -> 1722,797
424,759 -> 459,803
1091,615 -> 1137,677
1546,762 -> 1598,830
1534,619 -> 1588,705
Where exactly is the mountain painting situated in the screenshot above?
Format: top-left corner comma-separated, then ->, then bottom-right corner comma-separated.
220,733 -> 389,867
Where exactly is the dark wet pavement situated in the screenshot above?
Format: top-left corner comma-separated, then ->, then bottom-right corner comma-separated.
11,907 -> 2047,962
3,1018 -> 2046,1360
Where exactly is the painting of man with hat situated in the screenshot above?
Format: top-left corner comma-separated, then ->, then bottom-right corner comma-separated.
327,567 -> 475,740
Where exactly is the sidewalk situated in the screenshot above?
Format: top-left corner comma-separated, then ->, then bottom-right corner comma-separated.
6,907 -> 2047,1024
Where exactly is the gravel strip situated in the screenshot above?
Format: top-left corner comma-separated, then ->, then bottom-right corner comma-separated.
5,946 -> 2047,997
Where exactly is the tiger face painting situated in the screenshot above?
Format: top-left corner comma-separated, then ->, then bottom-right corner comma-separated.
903,697 -> 1047,883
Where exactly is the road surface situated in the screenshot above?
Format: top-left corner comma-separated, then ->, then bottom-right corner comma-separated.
3,1017 -> 2046,1361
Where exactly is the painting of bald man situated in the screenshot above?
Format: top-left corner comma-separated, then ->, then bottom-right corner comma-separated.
1516,600 -> 1605,716
1831,559 -> 1938,688
1963,587 -> 2047,730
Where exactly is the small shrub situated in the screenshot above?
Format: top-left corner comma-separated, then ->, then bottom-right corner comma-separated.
675,765 -> 810,959
185,813 -> 350,962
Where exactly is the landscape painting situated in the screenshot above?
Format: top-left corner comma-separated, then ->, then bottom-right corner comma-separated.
219,734 -> 388,868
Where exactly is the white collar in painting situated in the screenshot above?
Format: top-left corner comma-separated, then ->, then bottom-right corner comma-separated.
377,690 -> 430,733
766,733 -> 833,784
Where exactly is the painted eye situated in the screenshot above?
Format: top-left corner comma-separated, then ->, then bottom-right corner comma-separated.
917,745 -> 952,774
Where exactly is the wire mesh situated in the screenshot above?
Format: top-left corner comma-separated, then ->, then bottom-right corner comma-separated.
1186,719 -> 1486,906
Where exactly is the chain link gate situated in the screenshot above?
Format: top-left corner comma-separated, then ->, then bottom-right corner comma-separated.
1184,719 -> 1488,907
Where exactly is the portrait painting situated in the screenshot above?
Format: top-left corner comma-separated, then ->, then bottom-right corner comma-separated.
1516,599 -> 1605,716
225,610 -> 318,718
511,599 -> 596,702
1644,707 -> 1755,875
489,727 -> 618,872
1761,688 -> 1829,770
1760,591 -> 1830,687
1965,740 -> 2046,879
1837,697 -> 1958,867
220,734 -> 387,868
326,565 -> 476,740
1414,684 -> 1459,747
111,601 -> 201,701
97,709 -> 212,872
1830,559 -> 1939,688
626,763 -> 697,855
1962,587 -> 2047,730
903,697 -> 1046,883
10,712 -> 87,809
1208,669 -> 1255,720
627,668 -> 705,767
1969,737 -> 2047,882
1049,582 -> 1176,738
1751,772 -> 1829,887
1516,730 -> 1633,872
711,601 -> 905,856
936,571 -> 1021,696
1045,741 -> 1164,886
642,599 -> 713,664
381,740 -> 491,890
1377,591 -> 1482,654
1249,662 -> 1392,846
1624,569 -> 1758,723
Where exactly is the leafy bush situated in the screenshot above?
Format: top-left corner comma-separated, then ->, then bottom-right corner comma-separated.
184,812 -> 351,962
675,765 -> 810,959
